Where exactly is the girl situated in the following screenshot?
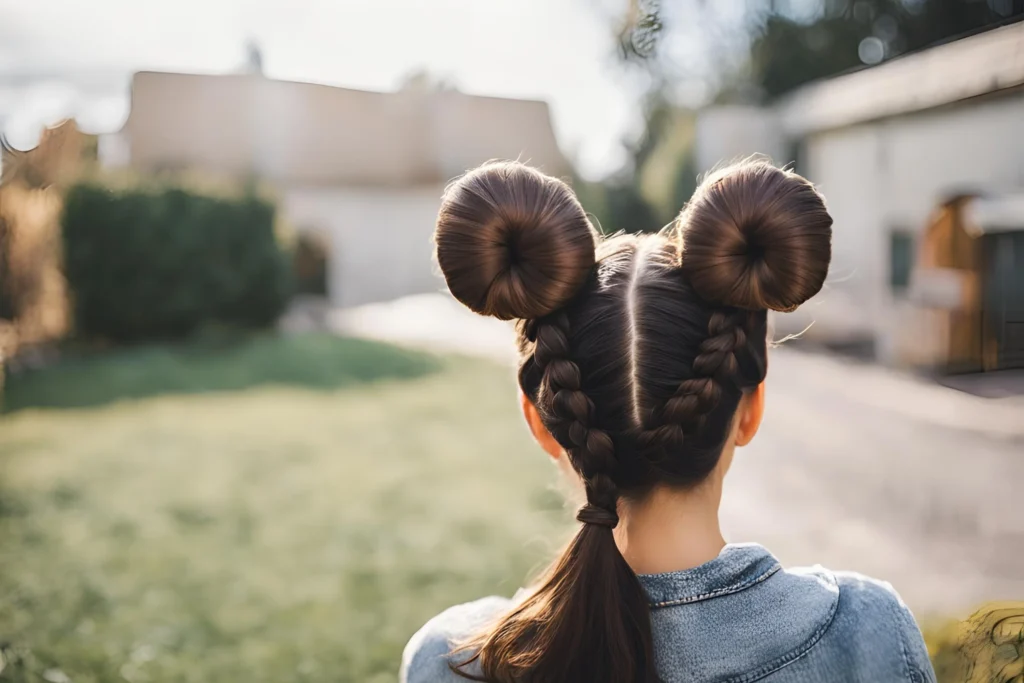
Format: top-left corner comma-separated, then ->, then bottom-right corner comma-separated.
402,160 -> 936,683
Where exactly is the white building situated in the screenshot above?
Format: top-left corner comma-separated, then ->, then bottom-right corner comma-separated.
101,71 -> 569,309
696,21 -> 1024,367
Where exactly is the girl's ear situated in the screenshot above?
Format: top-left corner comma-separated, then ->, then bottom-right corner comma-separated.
735,380 -> 766,447
519,389 -> 564,461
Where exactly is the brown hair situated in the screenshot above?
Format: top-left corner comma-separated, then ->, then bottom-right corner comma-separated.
433,160 -> 832,683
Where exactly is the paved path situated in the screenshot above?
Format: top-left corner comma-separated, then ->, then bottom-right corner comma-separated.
721,350 -> 1024,618
330,294 -> 1024,618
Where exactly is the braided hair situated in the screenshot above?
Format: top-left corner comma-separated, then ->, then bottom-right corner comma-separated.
433,160 -> 832,683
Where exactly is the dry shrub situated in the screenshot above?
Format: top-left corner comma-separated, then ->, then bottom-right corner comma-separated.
0,120 -> 89,363
0,183 -> 69,359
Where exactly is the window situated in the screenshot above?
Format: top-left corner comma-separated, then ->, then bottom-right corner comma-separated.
890,231 -> 914,292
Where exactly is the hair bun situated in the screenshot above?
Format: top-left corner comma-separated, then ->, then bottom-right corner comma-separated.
434,161 -> 597,321
679,161 -> 833,312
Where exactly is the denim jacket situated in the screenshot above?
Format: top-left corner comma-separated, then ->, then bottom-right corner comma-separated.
402,543 -> 937,683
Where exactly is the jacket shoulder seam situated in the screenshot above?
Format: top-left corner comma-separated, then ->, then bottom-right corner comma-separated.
722,567 -> 841,683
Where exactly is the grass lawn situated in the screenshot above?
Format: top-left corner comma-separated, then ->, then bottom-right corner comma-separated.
0,335 -> 572,683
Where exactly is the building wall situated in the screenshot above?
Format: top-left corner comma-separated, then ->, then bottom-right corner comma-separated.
123,72 -> 568,186
283,185 -> 447,308
694,106 -> 786,173
114,72 -> 568,313
97,132 -> 130,168
794,123 -> 886,346
799,92 -> 1024,363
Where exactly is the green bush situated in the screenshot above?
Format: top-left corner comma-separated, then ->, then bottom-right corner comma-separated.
62,183 -> 292,342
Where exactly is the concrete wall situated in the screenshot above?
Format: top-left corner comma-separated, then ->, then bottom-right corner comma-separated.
283,184 -> 447,308
798,92 -> 1024,362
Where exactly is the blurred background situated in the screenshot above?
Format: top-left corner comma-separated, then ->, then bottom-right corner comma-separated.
1,0 -> 1023,681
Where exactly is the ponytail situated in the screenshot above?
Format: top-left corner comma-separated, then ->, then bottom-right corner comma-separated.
452,523 -> 657,683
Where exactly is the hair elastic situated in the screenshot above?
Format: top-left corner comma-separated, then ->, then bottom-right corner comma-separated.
576,503 -> 619,529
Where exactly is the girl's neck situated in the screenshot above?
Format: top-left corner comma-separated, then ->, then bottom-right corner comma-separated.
614,482 -> 726,575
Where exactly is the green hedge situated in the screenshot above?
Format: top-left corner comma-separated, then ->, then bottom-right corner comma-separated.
62,183 -> 292,342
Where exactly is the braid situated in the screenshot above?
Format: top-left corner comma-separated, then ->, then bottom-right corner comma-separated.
533,311 -> 619,525
639,308 -> 750,457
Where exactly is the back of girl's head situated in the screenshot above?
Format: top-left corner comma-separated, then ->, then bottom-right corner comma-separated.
434,159 -> 833,683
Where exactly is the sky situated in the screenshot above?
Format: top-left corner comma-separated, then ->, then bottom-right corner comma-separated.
0,0 -> 666,178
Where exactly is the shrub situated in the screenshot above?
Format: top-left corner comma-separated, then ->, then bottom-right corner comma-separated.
0,184 -> 69,348
62,182 -> 292,342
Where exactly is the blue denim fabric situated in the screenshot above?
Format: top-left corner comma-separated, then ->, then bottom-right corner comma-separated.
402,543 -> 937,682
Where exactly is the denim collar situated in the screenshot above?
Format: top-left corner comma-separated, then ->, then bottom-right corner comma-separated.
638,542 -> 782,608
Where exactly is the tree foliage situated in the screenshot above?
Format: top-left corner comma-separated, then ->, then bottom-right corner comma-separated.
752,0 -> 1024,98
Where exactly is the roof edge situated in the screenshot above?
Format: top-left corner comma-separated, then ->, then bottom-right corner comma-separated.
777,21 -> 1024,136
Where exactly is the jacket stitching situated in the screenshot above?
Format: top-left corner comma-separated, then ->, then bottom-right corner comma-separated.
721,568 -> 841,683
649,564 -> 783,608
891,593 -> 917,682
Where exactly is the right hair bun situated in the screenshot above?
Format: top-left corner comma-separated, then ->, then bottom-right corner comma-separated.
679,161 -> 833,312
434,161 -> 597,321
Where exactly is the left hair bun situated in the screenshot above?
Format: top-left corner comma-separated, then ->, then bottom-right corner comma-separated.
434,161 -> 597,321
